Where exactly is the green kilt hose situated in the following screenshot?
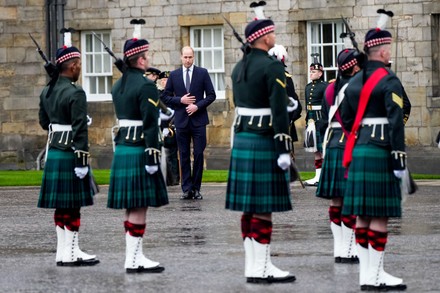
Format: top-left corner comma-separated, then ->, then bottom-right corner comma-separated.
225,132 -> 292,213
342,144 -> 402,217
107,145 -> 168,209
38,148 -> 94,208
316,146 -> 346,199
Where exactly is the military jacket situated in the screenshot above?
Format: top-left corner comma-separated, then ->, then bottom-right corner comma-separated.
286,71 -> 302,142
321,76 -> 351,149
39,76 -> 89,166
341,61 -> 406,169
231,48 -> 291,154
305,79 -> 328,122
112,67 -> 160,165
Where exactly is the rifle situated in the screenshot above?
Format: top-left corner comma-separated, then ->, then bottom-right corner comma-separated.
340,17 -> 359,51
222,15 -> 250,54
29,33 -> 57,78
92,32 -> 127,73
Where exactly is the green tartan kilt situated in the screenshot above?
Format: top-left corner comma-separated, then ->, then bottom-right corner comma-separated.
38,148 -> 94,209
316,146 -> 346,199
225,132 -> 292,213
107,145 -> 168,209
342,144 -> 402,217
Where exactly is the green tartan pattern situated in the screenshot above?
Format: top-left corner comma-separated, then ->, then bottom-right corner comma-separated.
107,145 -> 168,209
225,132 -> 292,213
316,147 -> 346,199
38,149 -> 94,209
342,144 -> 402,217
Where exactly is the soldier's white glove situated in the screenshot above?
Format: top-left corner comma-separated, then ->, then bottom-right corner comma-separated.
162,128 -> 170,137
87,115 -> 92,126
287,97 -> 298,112
74,167 -> 89,179
277,153 -> 291,170
393,170 -> 405,179
145,165 -> 158,174
160,108 -> 174,121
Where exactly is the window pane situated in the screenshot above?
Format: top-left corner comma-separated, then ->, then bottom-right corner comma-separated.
94,54 -> 102,73
203,51 -> 212,69
322,23 -> 332,43
311,23 -> 321,44
195,51 -> 201,66
98,76 -> 106,94
193,29 -> 201,47
106,76 -> 112,93
326,70 -> 336,81
86,34 -> 92,52
323,46 -> 332,67
213,29 -> 222,47
89,76 -> 96,94
104,54 -> 111,72
213,50 -> 222,70
203,29 -> 212,47
86,54 -> 93,73
217,73 -> 225,91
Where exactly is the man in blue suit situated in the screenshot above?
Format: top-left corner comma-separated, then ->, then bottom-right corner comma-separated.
161,46 -> 216,200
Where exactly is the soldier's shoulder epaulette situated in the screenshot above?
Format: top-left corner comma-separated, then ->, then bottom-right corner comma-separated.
285,72 -> 293,78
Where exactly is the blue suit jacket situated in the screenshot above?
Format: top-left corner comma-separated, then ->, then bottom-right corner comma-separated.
161,66 -> 216,128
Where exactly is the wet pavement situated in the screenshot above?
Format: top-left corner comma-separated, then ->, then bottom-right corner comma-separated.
0,181 -> 439,293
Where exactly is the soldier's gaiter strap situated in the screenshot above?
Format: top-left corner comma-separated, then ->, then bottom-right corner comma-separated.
74,150 -> 90,167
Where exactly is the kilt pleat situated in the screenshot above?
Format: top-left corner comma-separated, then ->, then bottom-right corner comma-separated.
226,132 -> 292,213
342,144 -> 402,217
107,145 -> 168,209
316,147 -> 346,199
38,149 -> 94,209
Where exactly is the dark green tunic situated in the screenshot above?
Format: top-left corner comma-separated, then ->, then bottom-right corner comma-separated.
305,79 -> 328,152
38,76 -> 94,208
108,67 -> 168,209
341,61 -> 405,217
226,48 -> 292,213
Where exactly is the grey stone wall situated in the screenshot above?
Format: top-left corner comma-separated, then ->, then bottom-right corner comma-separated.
1,0 -> 440,170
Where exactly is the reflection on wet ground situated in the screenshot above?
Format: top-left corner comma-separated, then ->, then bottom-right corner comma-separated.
0,182 -> 439,292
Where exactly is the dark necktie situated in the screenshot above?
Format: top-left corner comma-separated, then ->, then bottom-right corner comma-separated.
185,69 -> 191,93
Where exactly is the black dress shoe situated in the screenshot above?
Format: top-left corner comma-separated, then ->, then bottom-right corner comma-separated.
193,190 -> 203,200
180,190 -> 193,200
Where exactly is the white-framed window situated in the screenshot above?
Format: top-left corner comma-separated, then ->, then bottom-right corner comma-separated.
190,26 -> 225,99
81,31 -> 113,101
307,20 -> 345,82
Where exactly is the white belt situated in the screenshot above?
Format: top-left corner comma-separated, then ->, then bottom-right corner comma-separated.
307,105 -> 322,110
50,124 -> 72,131
119,119 -> 143,127
361,117 -> 388,125
236,107 -> 271,116
330,121 -> 342,128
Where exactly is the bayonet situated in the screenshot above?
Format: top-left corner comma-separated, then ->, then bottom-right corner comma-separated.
29,33 -> 57,78
92,32 -> 127,73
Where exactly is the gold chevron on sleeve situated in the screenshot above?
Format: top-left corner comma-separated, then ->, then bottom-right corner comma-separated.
276,78 -> 286,88
392,93 -> 403,108
148,98 -> 160,107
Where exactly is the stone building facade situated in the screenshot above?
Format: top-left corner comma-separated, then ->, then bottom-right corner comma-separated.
1,0 -> 440,172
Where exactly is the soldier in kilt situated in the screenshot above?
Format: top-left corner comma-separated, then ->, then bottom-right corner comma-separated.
317,47 -> 365,264
340,9 -> 407,291
304,56 -> 328,186
107,22 -> 168,274
38,30 -> 99,267
225,9 -> 296,284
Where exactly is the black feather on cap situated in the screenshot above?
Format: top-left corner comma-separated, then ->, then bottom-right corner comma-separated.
56,27 -> 81,65
309,53 -> 323,71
